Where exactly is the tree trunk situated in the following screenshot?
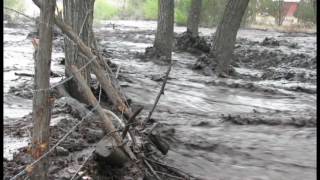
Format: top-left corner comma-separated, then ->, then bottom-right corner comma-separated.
241,7 -> 249,27
211,0 -> 249,76
276,0 -> 285,26
187,0 -> 202,37
63,0 -> 95,103
30,0 -> 55,179
154,0 -> 174,61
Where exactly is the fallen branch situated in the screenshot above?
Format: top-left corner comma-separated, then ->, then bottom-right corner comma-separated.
69,65 -> 136,160
14,71 -> 60,78
144,157 -> 191,179
122,106 -> 143,139
144,159 -> 162,180
155,171 -> 185,180
14,72 -> 34,77
145,62 -> 173,124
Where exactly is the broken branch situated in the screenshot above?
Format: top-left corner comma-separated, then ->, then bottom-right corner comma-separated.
145,62 -> 173,124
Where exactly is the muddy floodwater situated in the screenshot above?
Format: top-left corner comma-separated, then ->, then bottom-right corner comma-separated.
4,20 -> 316,180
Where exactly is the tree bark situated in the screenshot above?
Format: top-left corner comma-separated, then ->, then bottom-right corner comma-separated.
211,0 -> 249,76
30,0 -> 55,179
154,0 -> 174,61
187,0 -> 202,37
63,0 -> 95,103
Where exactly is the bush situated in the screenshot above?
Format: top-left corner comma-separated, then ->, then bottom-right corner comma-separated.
94,0 -> 119,20
143,0 -> 158,20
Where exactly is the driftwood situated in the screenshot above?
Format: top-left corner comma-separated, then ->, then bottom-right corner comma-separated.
69,65 -> 136,160
14,72 -> 34,77
14,71 -> 60,78
144,123 -> 170,155
148,131 -> 169,155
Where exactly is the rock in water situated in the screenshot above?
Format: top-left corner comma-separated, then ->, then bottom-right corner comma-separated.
55,146 -> 69,156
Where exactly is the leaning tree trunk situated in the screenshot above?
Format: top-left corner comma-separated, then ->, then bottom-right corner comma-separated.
187,0 -> 202,37
314,0 -> 317,22
211,0 -> 249,76
153,0 -> 174,61
30,0 -> 55,179
63,0 -> 95,103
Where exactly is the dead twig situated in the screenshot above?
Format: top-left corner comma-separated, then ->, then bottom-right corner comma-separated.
144,159 -> 162,180
155,171 -> 185,180
144,157 -> 191,179
145,62 -> 173,124
122,106 -> 143,139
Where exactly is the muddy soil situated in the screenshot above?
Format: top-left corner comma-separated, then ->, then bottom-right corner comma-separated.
4,20 -> 316,180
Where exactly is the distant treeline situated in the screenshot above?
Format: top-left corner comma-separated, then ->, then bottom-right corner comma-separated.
4,0 -> 316,27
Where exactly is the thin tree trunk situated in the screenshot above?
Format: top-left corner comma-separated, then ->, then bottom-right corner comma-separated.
154,0 -> 174,61
187,0 -> 202,37
33,0 -> 134,121
250,0 -> 257,24
63,0 -> 95,103
30,0 -> 55,179
211,0 -> 249,76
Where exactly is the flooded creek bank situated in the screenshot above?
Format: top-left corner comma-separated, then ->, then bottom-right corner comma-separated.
4,20 -> 316,180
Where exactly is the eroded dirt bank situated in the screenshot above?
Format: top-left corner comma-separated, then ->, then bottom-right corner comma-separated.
4,20 -> 316,180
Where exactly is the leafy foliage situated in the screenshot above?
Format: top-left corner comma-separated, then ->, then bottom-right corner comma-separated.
143,0 -> 158,20
94,0 -> 119,20
175,0 -> 191,26
4,0 -> 25,19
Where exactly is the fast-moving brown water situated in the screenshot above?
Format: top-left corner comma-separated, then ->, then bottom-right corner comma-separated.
4,20 -> 316,180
